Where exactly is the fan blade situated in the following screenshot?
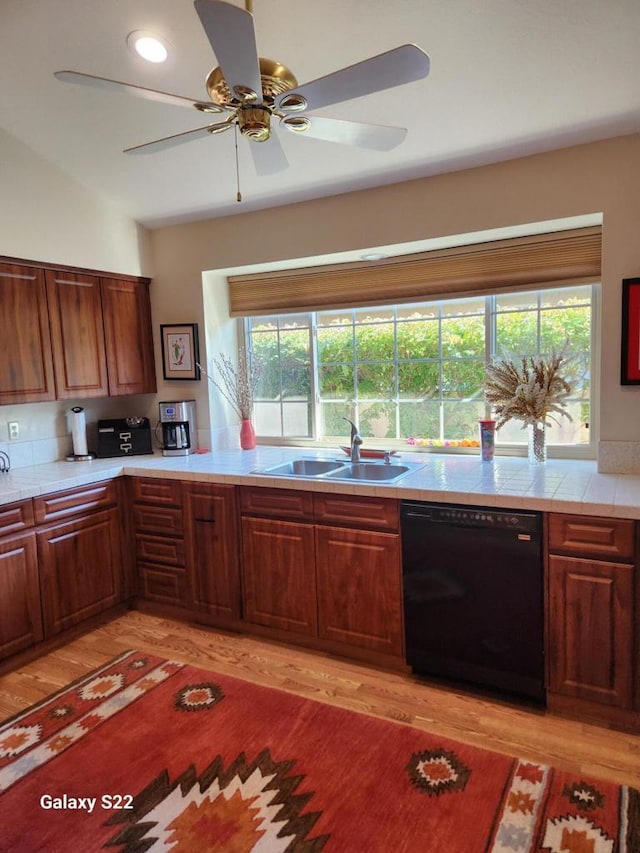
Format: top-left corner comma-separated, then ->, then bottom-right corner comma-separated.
250,133 -> 289,175
194,0 -> 262,103
275,44 -> 429,113
54,70 -> 223,113
280,115 -> 407,151
123,121 -> 233,155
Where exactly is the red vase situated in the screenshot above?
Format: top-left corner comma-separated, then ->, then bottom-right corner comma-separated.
240,419 -> 256,450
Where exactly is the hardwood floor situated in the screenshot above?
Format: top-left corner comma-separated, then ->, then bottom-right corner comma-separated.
1,611 -> 639,789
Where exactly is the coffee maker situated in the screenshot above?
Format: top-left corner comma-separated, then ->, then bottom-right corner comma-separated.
159,400 -> 197,456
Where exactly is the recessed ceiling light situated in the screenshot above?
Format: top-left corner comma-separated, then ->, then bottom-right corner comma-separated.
127,30 -> 169,63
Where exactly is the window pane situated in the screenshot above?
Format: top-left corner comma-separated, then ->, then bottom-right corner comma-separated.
397,319 -> 439,359
254,401 -> 282,436
282,402 -> 311,436
356,362 -> 395,398
540,305 -> 591,353
398,361 -> 438,398
320,402 -> 352,435
355,322 -> 395,362
358,402 -> 396,438
441,359 -> 485,399
443,401 -> 485,439
399,401 -> 441,439
496,311 -> 538,355
319,364 -> 354,398
495,291 -> 539,312
317,325 -> 354,361
441,315 -> 484,358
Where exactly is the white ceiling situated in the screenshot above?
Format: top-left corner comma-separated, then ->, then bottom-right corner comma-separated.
2,0 -> 639,229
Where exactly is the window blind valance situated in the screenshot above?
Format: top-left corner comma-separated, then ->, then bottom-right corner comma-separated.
228,226 -> 602,317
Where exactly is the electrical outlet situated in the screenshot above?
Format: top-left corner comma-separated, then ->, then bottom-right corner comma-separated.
8,421 -> 19,441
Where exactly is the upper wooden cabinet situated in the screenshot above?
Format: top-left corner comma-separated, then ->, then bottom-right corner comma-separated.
101,278 -> 156,396
0,262 -> 55,404
0,257 -> 156,404
46,269 -> 109,399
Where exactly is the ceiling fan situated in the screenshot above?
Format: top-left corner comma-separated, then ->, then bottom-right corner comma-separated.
55,0 -> 430,178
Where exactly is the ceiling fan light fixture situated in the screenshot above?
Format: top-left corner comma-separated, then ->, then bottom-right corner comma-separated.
282,115 -> 311,133
127,31 -> 169,64
278,93 -> 308,112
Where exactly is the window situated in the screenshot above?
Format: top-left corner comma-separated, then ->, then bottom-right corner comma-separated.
247,284 -> 594,454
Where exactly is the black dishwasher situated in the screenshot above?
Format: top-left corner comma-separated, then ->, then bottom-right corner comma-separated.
401,501 -> 544,704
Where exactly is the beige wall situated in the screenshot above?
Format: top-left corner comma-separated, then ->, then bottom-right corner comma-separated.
0,127 -> 151,275
3,128 -> 639,463
149,134 -> 640,455
0,128 -> 155,462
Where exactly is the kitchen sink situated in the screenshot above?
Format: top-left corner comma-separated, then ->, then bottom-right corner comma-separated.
257,459 -> 347,477
324,463 -> 411,482
254,458 -> 420,483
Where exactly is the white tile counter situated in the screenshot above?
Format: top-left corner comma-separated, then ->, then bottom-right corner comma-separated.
1,447 -> 640,518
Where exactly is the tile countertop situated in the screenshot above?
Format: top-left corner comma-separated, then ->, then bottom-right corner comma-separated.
1,447 -> 640,519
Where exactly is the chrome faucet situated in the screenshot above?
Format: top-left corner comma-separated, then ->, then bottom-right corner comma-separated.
343,417 -> 363,463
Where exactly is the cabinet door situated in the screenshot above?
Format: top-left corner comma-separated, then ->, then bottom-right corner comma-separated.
548,555 -> 634,707
0,262 -> 55,404
37,509 -> 122,636
100,278 -> 157,396
45,269 -> 109,398
315,526 -> 403,657
183,483 -> 240,620
242,517 -> 317,635
0,531 -> 42,659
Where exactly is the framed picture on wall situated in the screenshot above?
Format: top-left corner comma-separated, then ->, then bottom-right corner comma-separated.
160,323 -> 201,381
621,278 -> 640,384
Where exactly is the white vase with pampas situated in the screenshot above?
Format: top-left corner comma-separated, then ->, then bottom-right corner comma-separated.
484,350 -> 574,464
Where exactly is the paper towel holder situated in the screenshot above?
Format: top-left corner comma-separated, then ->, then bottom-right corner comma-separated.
66,405 -> 96,462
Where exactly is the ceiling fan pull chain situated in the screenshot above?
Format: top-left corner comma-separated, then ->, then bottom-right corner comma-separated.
234,123 -> 242,202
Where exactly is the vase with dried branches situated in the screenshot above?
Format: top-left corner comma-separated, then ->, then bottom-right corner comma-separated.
484,349 -> 574,463
198,351 -> 261,449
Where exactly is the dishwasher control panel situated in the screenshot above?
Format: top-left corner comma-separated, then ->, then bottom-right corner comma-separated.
401,502 -> 541,534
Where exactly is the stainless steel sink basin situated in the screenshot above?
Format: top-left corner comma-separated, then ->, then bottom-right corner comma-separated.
257,459 -> 347,477
324,463 -> 411,482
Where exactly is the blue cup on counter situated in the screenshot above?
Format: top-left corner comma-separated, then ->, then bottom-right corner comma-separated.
479,419 -> 496,461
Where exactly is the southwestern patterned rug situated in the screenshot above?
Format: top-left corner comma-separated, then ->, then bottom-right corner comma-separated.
0,651 -> 638,852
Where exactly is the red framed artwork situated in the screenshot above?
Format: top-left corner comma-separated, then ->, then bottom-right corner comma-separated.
621,278 -> 640,384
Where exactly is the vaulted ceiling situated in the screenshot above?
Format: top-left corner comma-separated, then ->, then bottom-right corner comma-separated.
2,0 -> 639,228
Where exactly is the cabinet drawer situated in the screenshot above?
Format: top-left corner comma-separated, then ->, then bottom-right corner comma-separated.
314,493 -> 399,532
548,513 -> 634,561
135,533 -> 186,567
133,505 -> 183,536
130,477 -> 183,507
240,486 -> 314,520
34,480 -> 117,524
0,499 -> 34,536
137,563 -> 188,606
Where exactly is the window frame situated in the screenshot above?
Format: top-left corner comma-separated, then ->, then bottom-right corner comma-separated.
244,283 -> 598,459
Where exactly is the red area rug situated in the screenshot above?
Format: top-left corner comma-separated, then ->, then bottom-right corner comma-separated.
0,650 -> 638,852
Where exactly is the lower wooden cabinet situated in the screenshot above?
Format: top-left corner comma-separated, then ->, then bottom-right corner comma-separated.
240,487 -> 403,660
547,512 -> 638,729
37,508 -> 122,636
183,482 -> 241,621
548,555 -> 634,707
316,526 -> 403,656
242,517 -> 317,635
0,530 -> 43,658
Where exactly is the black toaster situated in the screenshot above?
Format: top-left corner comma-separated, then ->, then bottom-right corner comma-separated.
96,417 -> 153,458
